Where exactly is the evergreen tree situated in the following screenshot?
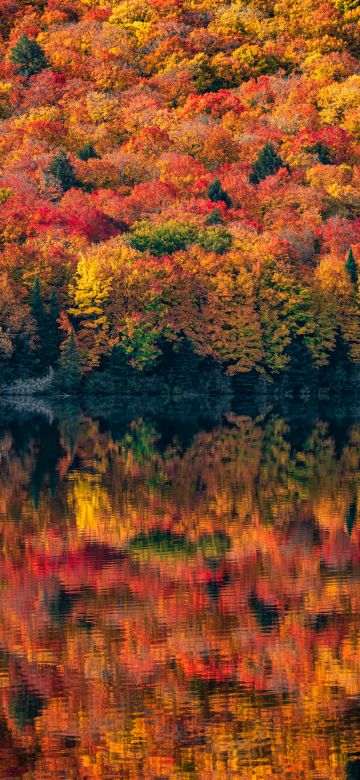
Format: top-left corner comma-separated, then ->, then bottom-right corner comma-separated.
47,288 -> 62,366
57,329 -> 81,393
76,143 -> 99,161
49,287 -> 60,321
284,335 -> 318,395
345,247 -> 358,285
170,340 -> 202,390
10,34 -> 48,77
313,142 -> 333,165
321,329 -> 351,391
205,207 -> 223,225
48,150 -> 78,192
10,333 -> 34,379
30,276 -> 45,325
249,143 -> 285,185
109,345 -> 131,378
207,178 -> 232,208
30,276 -> 48,371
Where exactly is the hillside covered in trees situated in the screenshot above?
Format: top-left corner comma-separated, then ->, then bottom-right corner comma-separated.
0,0 -> 359,392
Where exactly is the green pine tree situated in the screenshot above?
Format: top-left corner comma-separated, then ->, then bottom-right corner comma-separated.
30,276 -> 48,371
109,345 -> 130,378
30,276 -> 45,321
10,332 -> 34,379
345,247 -> 358,285
76,142 -> 99,161
48,150 -> 78,192
249,143 -> 285,185
47,288 -> 62,366
207,178 -> 232,208
10,34 -> 48,77
57,329 -> 81,393
312,142 -> 333,165
205,207 -> 224,225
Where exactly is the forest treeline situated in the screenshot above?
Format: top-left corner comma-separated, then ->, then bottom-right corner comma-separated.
0,0 -> 359,392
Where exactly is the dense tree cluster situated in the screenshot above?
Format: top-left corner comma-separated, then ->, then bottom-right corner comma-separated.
0,0 -> 359,389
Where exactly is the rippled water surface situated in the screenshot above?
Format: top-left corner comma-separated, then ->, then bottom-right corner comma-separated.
0,397 -> 359,779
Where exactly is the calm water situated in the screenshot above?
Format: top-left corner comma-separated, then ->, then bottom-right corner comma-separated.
0,396 -> 359,779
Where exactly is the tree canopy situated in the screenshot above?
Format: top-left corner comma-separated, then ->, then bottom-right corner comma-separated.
0,0 -> 358,388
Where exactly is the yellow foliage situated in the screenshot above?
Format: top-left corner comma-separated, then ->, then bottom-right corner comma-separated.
317,75 -> 360,125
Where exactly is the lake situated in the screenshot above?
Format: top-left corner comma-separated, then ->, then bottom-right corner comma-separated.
0,395 -> 359,779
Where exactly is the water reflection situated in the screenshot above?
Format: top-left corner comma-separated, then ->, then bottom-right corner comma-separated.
0,398 -> 358,778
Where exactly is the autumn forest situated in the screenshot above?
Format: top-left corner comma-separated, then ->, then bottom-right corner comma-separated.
0,0 -> 359,392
